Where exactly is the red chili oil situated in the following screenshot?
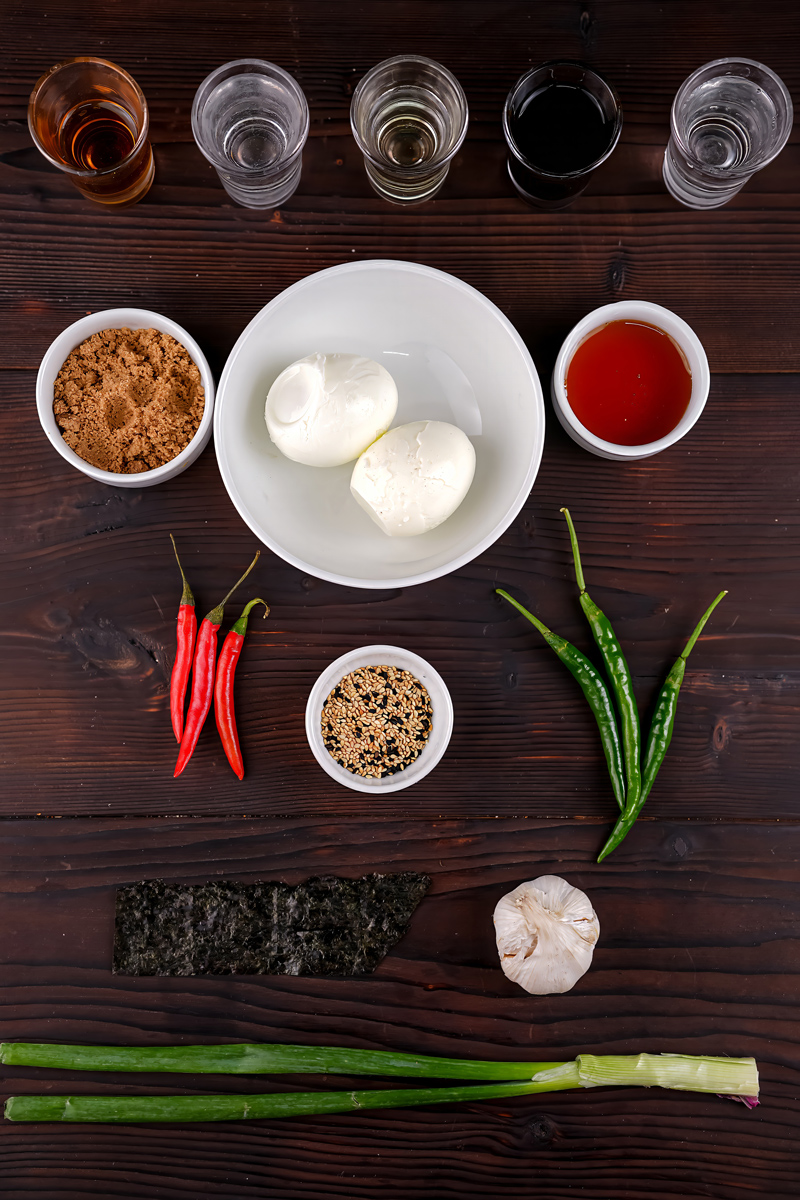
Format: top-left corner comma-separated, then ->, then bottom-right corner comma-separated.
565,320 -> 692,446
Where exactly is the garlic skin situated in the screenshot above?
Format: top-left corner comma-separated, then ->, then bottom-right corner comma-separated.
494,875 -> 600,995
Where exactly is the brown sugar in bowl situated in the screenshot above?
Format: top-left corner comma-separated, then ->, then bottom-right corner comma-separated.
37,308 -> 215,487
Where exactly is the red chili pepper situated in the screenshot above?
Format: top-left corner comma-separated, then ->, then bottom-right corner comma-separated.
174,551 -> 260,779
169,535 -> 197,743
214,598 -> 269,779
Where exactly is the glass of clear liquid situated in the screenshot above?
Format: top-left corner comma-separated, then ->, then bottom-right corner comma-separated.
350,55 -> 468,204
192,60 -> 309,209
663,58 -> 793,209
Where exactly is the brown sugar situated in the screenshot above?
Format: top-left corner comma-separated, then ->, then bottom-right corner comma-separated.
53,327 -> 205,474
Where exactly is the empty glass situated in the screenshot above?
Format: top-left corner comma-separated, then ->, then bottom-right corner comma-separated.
663,58 -> 793,209
192,60 -> 309,209
28,57 -> 154,206
350,55 -> 468,204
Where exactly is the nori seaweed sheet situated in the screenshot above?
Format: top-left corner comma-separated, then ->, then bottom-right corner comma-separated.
113,873 -> 431,977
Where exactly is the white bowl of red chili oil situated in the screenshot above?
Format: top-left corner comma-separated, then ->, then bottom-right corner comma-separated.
551,300 -> 710,461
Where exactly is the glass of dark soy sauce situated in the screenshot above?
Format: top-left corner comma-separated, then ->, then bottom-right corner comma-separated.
503,61 -> 622,209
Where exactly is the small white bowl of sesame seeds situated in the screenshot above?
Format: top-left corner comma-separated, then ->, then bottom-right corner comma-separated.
305,644 -> 454,793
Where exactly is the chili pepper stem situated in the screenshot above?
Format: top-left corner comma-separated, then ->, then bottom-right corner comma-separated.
203,551 -> 260,626
496,588 -> 553,639
680,590 -> 728,659
169,534 -> 194,608
560,508 -> 587,593
231,598 -> 269,634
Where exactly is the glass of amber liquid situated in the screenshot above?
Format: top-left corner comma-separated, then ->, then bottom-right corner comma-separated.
28,57 -> 154,206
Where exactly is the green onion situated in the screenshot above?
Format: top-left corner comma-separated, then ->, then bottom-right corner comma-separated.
3,1079 -> 570,1124
0,1042 -> 564,1080
2,1052 -> 758,1123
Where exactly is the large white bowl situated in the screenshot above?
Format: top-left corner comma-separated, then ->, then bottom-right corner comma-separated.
305,644 -> 453,794
214,261 -> 544,588
37,308 -> 215,488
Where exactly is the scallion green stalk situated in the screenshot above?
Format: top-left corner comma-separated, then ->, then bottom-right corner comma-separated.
0,1042 -> 564,1080
3,1079 -> 569,1124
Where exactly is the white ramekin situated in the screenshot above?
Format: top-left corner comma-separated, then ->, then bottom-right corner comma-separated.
36,308 -> 215,487
551,300 -> 710,461
305,644 -> 454,794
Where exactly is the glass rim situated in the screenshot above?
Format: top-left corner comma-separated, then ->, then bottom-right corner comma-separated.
191,58 -> 309,174
669,56 -> 794,175
502,59 -> 623,179
28,56 -> 150,179
350,54 -> 469,172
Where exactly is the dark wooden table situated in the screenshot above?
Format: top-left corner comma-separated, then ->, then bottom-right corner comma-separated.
2,3 -> 799,1196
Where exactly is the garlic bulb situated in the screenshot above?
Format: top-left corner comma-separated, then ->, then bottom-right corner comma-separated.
494,875 -> 600,995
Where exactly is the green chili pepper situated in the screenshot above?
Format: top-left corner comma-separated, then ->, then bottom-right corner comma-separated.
597,589 -> 728,863
497,589 -> 626,811
561,508 -> 641,814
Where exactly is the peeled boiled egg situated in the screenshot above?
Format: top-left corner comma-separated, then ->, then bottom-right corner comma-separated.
350,420 -> 476,537
265,352 -> 398,468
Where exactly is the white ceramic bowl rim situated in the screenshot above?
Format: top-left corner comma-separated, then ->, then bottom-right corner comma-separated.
552,300 -> 710,457
305,643 -> 454,794
215,259 -> 545,588
36,307 -> 215,486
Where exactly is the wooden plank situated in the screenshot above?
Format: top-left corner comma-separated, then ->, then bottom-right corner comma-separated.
3,0 -> 799,120
1,159 -> 799,375
1,816 -> 798,1198
2,370 -> 798,817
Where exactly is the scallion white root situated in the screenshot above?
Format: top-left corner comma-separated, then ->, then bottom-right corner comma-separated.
576,1053 -> 759,1097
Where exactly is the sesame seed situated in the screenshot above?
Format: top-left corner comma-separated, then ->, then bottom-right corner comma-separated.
320,664 -> 434,779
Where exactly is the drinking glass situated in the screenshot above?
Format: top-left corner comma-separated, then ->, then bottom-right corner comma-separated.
192,60 -> 309,209
663,58 -> 793,209
503,61 -> 622,209
350,55 -> 468,204
28,57 -> 154,206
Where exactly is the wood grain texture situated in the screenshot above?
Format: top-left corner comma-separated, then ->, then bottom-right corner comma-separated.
1,817 -> 799,1199
2,159 -> 800,376
2,372 -> 798,816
